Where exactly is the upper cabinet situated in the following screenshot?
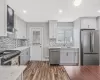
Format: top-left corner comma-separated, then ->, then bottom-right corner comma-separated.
80,17 -> 97,30
49,20 -> 57,38
0,0 -> 7,36
15,15 -> 27,39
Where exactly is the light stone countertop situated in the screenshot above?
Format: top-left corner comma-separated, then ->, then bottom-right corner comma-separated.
49,46 -> 79,49
0,66 -> 26,80
48,47 -> 61,49
12,46 -> 30,51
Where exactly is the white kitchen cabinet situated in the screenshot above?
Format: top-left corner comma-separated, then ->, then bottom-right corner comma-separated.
60,48 -> 79,65
60,49 -> 75,65
74,52 -> 79,64
81,17 -> 97,29
15,15 -> 27,39
20,48 -> 30,65
0,0 -> 7,36
49,20 -> 57,38
60,52 -> 74,64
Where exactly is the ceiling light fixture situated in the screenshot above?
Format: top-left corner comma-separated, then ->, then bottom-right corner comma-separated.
59,9 -> 63,14
23,10 -> 27,14
97,10 -> 100,13
73,0 -> 82,6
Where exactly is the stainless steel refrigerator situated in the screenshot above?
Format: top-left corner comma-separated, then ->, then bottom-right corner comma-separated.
80,29 -> 99,65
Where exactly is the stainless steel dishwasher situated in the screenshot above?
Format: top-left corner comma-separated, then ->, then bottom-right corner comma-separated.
49,48 -> 60,65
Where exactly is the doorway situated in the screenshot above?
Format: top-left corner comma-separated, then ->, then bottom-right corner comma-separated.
30,27 -> 43,61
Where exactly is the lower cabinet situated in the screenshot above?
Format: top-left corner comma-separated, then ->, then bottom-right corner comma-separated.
60,49 -> 79,65
60,52 -> 74,64
20,48 -> 30,65
74,52 -> 79,64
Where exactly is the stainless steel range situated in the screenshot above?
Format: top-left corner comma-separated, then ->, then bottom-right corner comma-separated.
0,50 -> 21,65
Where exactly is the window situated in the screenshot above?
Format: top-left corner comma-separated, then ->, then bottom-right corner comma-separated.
56,27 -> 73,46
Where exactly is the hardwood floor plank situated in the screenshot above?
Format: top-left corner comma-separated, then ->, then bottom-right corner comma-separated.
64,66 -> 100,80
24,62 -> 100,80
23,61 -> 70,80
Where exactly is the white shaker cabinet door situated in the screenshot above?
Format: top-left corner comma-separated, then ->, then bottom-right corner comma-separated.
67,52 -> 75,64
60,52 -> 74,64
74,52 -> 79,64
49,20 -> 57,38
20,48 -> 30,65
81,18 -> 97,29
20,54 -> 25,65
15,15 -> 27,39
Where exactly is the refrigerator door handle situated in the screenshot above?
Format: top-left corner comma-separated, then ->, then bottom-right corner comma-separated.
91,32 -> 94,52
90,32 -> 92,52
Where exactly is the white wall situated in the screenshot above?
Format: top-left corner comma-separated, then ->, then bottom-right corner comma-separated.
73,19 -> 81,65
73,19 -> 81,48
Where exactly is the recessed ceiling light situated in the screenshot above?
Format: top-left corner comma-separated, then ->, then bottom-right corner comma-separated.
23,10 -> 27,14
97,10 -> 100,13
73,0 -> 82,6
59,9 -> 63,14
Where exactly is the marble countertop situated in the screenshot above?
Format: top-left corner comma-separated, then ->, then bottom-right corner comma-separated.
0,66 -> 26,80
49,46 -> 79,49
49,47 -> 61,49
12,46 -> 30,51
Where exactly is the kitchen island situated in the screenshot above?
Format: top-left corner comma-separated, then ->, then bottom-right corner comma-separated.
0,66 -> 26,80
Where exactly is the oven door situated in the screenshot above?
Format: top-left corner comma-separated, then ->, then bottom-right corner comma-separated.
3,60 -> 12,65
1,56 -> 20,65
11,56 -> 20,65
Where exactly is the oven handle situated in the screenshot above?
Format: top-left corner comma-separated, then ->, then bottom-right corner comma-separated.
2,55 -> 20,65
3,59 -> 12,64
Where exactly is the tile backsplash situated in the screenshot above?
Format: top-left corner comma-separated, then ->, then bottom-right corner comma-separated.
0,36 -> 27,51
49,39 -> 73,47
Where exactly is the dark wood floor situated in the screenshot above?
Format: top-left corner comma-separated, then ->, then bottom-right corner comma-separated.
23,61 -> 70,80
23,61 -> 100,80
64,66 -> 100,80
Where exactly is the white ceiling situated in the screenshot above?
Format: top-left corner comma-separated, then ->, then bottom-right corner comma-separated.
7,0 -> 100,22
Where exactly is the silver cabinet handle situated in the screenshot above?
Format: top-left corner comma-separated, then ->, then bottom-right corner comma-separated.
66,52 -> 68,56
91,32 -> 94,52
